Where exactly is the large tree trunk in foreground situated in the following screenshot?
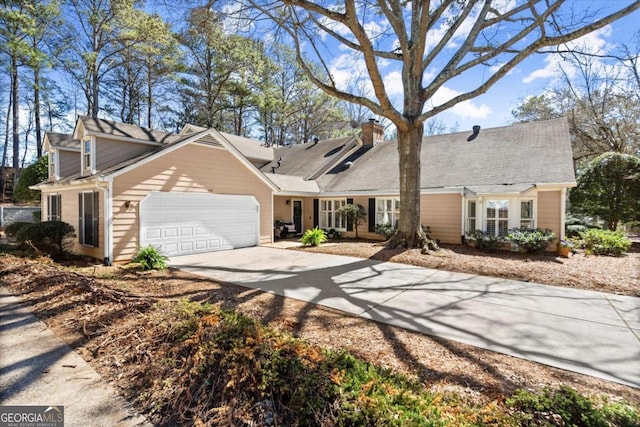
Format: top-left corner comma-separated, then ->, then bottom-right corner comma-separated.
389,121 -> 439,251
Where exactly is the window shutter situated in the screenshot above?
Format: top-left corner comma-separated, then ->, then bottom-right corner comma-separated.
93,191 -> 99,246
346,198 -> 354,231
313,199 -> 319,228
78,193 -> 84,244
57,195 -> 62,220
368,198 -> 376,232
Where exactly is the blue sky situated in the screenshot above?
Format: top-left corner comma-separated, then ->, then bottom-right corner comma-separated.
273,1 -> 640,134
431,10 -> 640,132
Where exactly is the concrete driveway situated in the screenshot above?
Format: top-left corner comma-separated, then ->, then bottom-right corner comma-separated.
169,246 -> 640,388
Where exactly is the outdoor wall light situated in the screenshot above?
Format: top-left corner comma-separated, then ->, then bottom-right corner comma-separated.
124,201 -> 132,209
286,200 -> 290,205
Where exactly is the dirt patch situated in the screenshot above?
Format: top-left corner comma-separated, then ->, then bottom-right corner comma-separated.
295,242 -> 640,296
1,253 -> 638,422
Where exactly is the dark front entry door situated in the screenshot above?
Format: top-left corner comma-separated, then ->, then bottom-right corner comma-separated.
293,200 -> 303,233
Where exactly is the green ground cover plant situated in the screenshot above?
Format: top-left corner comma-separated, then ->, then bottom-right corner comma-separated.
578,229 -> 632,256
506,227 -> 555,253
129,300 -> 638,426
300,227 -> 328,246
132,245 -> 168,270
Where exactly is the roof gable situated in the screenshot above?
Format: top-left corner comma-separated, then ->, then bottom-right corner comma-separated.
101,129 -> 277,191
44,132 -> 80,152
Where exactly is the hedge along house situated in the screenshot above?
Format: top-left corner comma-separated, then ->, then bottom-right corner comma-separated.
33,116 -> 575,264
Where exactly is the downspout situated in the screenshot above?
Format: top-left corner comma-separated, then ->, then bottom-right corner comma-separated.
460,192 -> 465,244
95,179 -> 112,265
560,187 -> 567,241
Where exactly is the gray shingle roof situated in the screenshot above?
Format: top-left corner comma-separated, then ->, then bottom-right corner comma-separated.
220,131 -> 274,162
79,116 -> 180,144
261,136 -> 357,178
46,132 -> 80,150
317,118 -> 576,192
264,173 -> 320,193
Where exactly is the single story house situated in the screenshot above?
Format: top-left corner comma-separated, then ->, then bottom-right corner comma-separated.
33,116 -> 576,264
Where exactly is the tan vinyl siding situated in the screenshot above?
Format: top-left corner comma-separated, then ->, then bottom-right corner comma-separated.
40,187 -> 104,260
537,190 -> 561,248
59,151 -> 80,178
302,198 -> 315,233
274,196 -> 291,224
95,137 -> 157,172
421,194 -> 462,244
111,143 -> 273,262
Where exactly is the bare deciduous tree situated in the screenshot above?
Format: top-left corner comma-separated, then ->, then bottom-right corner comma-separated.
243,0 -> 640,248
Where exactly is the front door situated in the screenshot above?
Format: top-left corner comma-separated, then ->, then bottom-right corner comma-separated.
293,200 -> 303,234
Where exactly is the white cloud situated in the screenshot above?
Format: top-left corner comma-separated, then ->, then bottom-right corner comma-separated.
429,86 -> 492,119
383,71 -> 403,96
329,53 -> 371,92
522,25 -> 614,84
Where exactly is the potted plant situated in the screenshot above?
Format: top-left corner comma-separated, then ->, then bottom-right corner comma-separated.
557,239 -> 574,257
274,219 -> 285,239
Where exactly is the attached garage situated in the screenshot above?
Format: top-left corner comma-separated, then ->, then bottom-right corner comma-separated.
140,192 -> 260,257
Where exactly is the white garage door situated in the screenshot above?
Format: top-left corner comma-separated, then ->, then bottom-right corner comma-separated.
140,192 -> 259,257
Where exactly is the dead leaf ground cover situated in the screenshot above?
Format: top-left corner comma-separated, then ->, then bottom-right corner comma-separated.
1,249 -> 639,425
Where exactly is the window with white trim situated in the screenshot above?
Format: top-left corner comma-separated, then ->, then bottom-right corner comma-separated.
319,199 -> 346,230
79,191 -> 99,246
486,199 -> 509,237
520,200 -> 534,229
82,139 -> 92,172
376,198 -> 400,228
49,151 -> 57,180
467,200 -> 477,233
47,194 -> 61,221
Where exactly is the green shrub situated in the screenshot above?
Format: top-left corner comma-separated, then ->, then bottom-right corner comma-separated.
507,386 -> 639,427
506,227 -> 555,253
579,229 -> 632,256
13,155 -> 48,203
6,221 -> 75,256
466,230 -> 505,252
374,223 -> 395,239
565,216 -> 602,238
325,228 -> 340,240
133,245 -> 169,270
146,300 -> 509,426
32,210 -> 42,222
300,227 -> 327,246
4,222 -> 30,238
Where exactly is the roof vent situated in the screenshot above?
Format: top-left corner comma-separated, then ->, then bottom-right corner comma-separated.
344,161 -> 354,169
467,125 -> 481,142
271,157 -> 282,174
313,136 -> 319,145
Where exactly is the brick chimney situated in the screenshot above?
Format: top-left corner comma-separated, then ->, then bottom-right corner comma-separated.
361,118 -> 384,146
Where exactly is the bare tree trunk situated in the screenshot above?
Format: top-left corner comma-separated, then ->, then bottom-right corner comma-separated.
388,121 -> 439,251
33,63 -> 42,157
146,61 -> 153,128
91,68 -> 99,117
11,53 -> 20,170
1,87 -> 12,201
